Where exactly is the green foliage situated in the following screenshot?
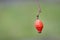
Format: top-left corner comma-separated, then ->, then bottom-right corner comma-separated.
0,3 -> 60,40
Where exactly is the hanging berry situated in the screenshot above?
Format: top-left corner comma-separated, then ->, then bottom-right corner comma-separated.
34,0 -> 44,33
34,19 -> 43,33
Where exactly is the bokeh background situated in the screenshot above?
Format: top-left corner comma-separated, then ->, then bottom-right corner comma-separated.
0,0 -> 60,40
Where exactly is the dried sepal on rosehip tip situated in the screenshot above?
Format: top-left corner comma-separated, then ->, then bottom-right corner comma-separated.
38,31 -> 41,33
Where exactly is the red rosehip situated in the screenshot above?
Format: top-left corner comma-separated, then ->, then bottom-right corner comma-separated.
34,19 -> 43,33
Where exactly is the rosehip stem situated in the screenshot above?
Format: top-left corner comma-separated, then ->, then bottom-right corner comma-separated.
36,0 -> 41,19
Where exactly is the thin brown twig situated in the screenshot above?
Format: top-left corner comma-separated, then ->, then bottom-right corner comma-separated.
35,0 -> 41,19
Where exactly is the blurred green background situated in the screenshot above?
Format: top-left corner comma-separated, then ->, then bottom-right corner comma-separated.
0,0 -> 60,40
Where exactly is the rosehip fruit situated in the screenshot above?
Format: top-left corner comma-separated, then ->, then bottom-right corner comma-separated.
34,19 -> 43,33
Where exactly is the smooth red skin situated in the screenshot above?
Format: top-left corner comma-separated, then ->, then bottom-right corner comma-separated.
35,19 -> 43,33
